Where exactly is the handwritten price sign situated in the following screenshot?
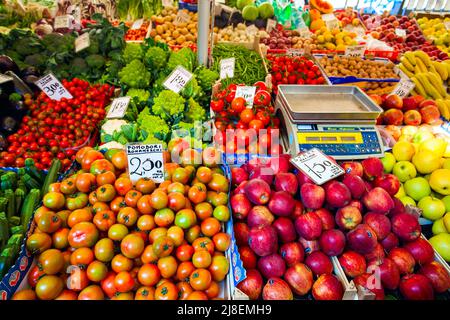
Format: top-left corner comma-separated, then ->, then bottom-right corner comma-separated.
322,13 -> 339,31
395,28 -> 406,37
54,15 -> 71,29
392,79 -> 415,98
220,58 -> 235,79
266,19 -> 276,32
174,11 -> 191,26
163,65 -> 193,94
235,86 -> 257,108
107,96 -> 131,119
345,45 -> 366,58
75,32 -> 90,53
290,148 -> 345,185
35,73 -> 73,101
126,144 -> 165,183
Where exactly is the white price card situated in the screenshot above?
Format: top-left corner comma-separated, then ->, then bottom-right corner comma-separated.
290,148 -> 345,185
35,73 -> 73,101
0,73 -> 13,84
126,144 -> 165,184
391,79 -> 415,98
174,10 -> 191,26
322,13 -> 339,30
395,28 -> 406,37
131,19 -> 144,30
54,15 -> 70,29
163,65 -> 193,94
235,86 -> 257,108
287,48 -> 304,56
266,19 -> 276,32
162,0 -> 174,7
106,96 -> 131,119
445,21 -> 450,30
345,44 -> 366,57
220,58 -> 235,79
75,32 -> 90,53
298,27 -> 312,39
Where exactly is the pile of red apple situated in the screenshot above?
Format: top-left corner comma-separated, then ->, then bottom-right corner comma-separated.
231,155 -> 450,300
361,14 -> 448,60
371,93 -> 442,126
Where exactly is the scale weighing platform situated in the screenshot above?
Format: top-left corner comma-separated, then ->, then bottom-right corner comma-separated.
275,85 -> 385,160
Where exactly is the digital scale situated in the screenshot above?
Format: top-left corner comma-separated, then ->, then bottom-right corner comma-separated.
275,85 -> 385,160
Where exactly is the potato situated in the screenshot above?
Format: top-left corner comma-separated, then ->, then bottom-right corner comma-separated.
156,25 -> 164,35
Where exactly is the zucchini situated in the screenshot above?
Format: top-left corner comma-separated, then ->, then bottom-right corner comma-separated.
14,188 -> 25,214
8,216 -> 20,227
0,174 -> 14,191
10,225 -> 23,235
4,189 -> 15,219
0,212 -> 9,251
20,189 -> 40,231
22,174 -> 40,190
17,180 -> 27,194
0,198 -> 7,213
41,159 -> 61,196
25,158 -> 43,184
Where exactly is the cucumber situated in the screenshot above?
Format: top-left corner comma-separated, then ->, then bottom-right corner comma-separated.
20,189 -> 40,231
41,159 -> 61,196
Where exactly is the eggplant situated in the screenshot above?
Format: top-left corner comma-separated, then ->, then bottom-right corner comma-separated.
22,74 -> 40,92
1,116 -> 17,134
0,55 -> 20,75
10,100 -> 27,118
0,132 -> 6,151
21,66 -> 40,78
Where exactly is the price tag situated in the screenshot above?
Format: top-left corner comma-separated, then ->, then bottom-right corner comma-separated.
298,27 -> 312,39
290,148 -> 345,185
235,86 -> 257,108
445,21 -> 450,30
106,96 -> 131,119
35,73 -> 73,101
322,13 -> 339,30
162,0 -> 173,7
131,19 -> 144,30
174,10 -> 191,26
75,33 -> 90,53
126,144 -> 165,184
266,19 -> 276,32
69,5 -> 81,24
345,44 -> 366,57
54,15 -> 70,29
391,79 -> 415,98
395,28 -> 406,37
163,65 -> 193,94
220,58 -> 235,79
287,48 -> 304,56
0,73 -> 13,84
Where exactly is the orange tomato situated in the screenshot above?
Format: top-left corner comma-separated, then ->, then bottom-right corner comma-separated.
60,177 -> 77,195
174,209 -> 197,229
187,291 -> 208,300
194,202 -> 213,221
158,180 -> 172,193
168,192 -> 186,211
93,210 -> 116,232
196,166 -> 213,184
115,177 -> 133,196
117,207 -> 139,227
137,214 -> 155,232
192,250 -> 212,269
55,289 -> 78,300
171,167 -> 190,184
70,247 -> 94,266
56,210 -> 71,228
167,182 -> 186,194
108,223 -> 129,241
37,212 -> 62,233
111,150 -> 127,170
111,292 -> 134,300
201,217 -> 221,237
35,275 -> 64,300
152,236 -> 174,258
114,271 -> 135,293
138,263 -> 161,286
34,206 -> 52,224
92,202 -> 109,214
81,150 -> 104,171
176,261 -> 196,282
192,237 -> 215,254
124,190 -> 142,208
86,260 -> 108,282
35,249 -> 64,275
135,286 -> 155,300
150,189 -> 168,210
176,244 -> 195,262
96,184 -> 117,202
148,227 -> 167,244
205,281 -> 220,299
100,271 -> 118,298
52,228 -> 70,249
110,196 -> 126,213
141,245 -> 158,264
94,238 -> 115,262
154,208 -> 175,227
75,173 -> 96,193
76,146 -> 93,164
120,234 -> 145,259
48,182 -> 61,193
136,195 -> 154,215
67,208 -> 93,228
96,171 -> 116,186
88,191 -> 99,205
188,183 -> 207,204
135,177 -> 156,194
154,281 -> 178,300
209,255 -> 229,282
206,191 -> 228,207
157,256 -> 177,279
167,226 -> 184,247
177,282 -> 193,300
111,254 -> 133,273
189,269 -> 212,291
185,225 -> 201,244
213,232 -> 231,252
90,159 -> 115,176
78,284 -> 105,300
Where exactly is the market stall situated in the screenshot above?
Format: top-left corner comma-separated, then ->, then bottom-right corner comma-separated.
0,0 -> 449,301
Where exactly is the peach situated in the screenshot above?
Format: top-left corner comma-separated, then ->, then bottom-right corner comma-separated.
384,94 -> 403,110
369,94 -> 383,106
419,105 -> 440,124
403,110 -> 422,126
385,125 -> 401,140
383,108 -> 404,126
419,99 -> 437,109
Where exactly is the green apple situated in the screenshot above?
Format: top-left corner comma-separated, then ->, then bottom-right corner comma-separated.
442,195 -> 450,212
393,161 -> 417,183
444,212 -> 450,232
432,218 -> 447,235
418,196 -> 446,220
404,177 -> 431,201
429,233 -> 450,262
395,185 -> 406,198
381,152 -> 396,173
413,130 -> 435,144
399,196 -> 416,207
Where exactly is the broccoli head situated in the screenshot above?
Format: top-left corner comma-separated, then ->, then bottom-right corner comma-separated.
144,46 -> 168,70
184,97 -> 206,122
151,90 -> 186,122
24,54 -> 47,69
195,66 -> 219,92
118,59 -> 151,89
85,54 -> 106,69
71,57 -> 89,75
12,36 -> 42,56
167,47 -> 196,71
123,43 -> 145,64
126,88 -> 151,103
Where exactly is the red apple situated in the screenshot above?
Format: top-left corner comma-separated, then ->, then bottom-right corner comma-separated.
342,174 -> 367,199
325,181 -> 351,208
391,212 -> 421,242
383,108 -> 404,125
373,174 -> 400,196
295,212 -> 323,241
296,170 -> 313,186
381,232 -> 399,252
291,200 -> 304,220
420,105 -> 441,125
362,187 -> 395,214
402,96 -> 419,111
384,94 -> 403,109
319,229 -> 346,256
305,251 -> 333,276
284,263 -> 314,296
413,95 -> 425,106
403,238 -> 434,265
363,212 -> 391,240
300,183 -> 325,210
365,243 -> 386,264
247,206 -> 274,228
378,257 -> 401,290
237,269 -> 264,300
273,217 -> 297,243
419,99 -> 437,109
280,242 -> 305,267
299,237 -> 320,255
341,162 -> 364,177
361,157 -> 384,180
234,222 -> 249,246
419,261 -> 450,293
403,110 -> 422,126
258,253 -> 286,279
399,274 -> 434,300
262,278 -> 293,300
312,274 -> 344,300
231,167 -> 249,186
314,208 -> 335,231
335,206 -> 362,230
348,200 -> 363,212
369,94 -> 383,106
338,251 -> 366,278
388,247 -> 415,275
354,273 -> 385,300
231,193 -> 252,220
248,225 -> 278,257
346,224 -> 378,255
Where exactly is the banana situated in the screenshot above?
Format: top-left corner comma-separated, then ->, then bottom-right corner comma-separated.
445,100 -> 450,117
443,60 -> 450,65
410,89 -> 418,96
400,57 -> 415,72
436,99 -> 450,120
416,73 -> 443,100
415,57 -> 428,73
414,51 -> 432,68
426,72 -> 447,97
404,52 -> 417,66
398,64 -> 415,78
411,76 -> 428,97
433,61 -> 449,81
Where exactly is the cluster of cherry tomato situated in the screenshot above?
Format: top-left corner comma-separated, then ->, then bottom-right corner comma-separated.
267,54 -> 326,94
14,143 -> 231,300
210,82 -> 281,156
0,78 -> 114,170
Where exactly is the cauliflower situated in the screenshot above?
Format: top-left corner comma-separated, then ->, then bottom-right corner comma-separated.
151,90 -> 186,122
144,46 -> 168,70
101,119 -> 128,135
123,43 -> 145,63
99,141 -> 125,151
